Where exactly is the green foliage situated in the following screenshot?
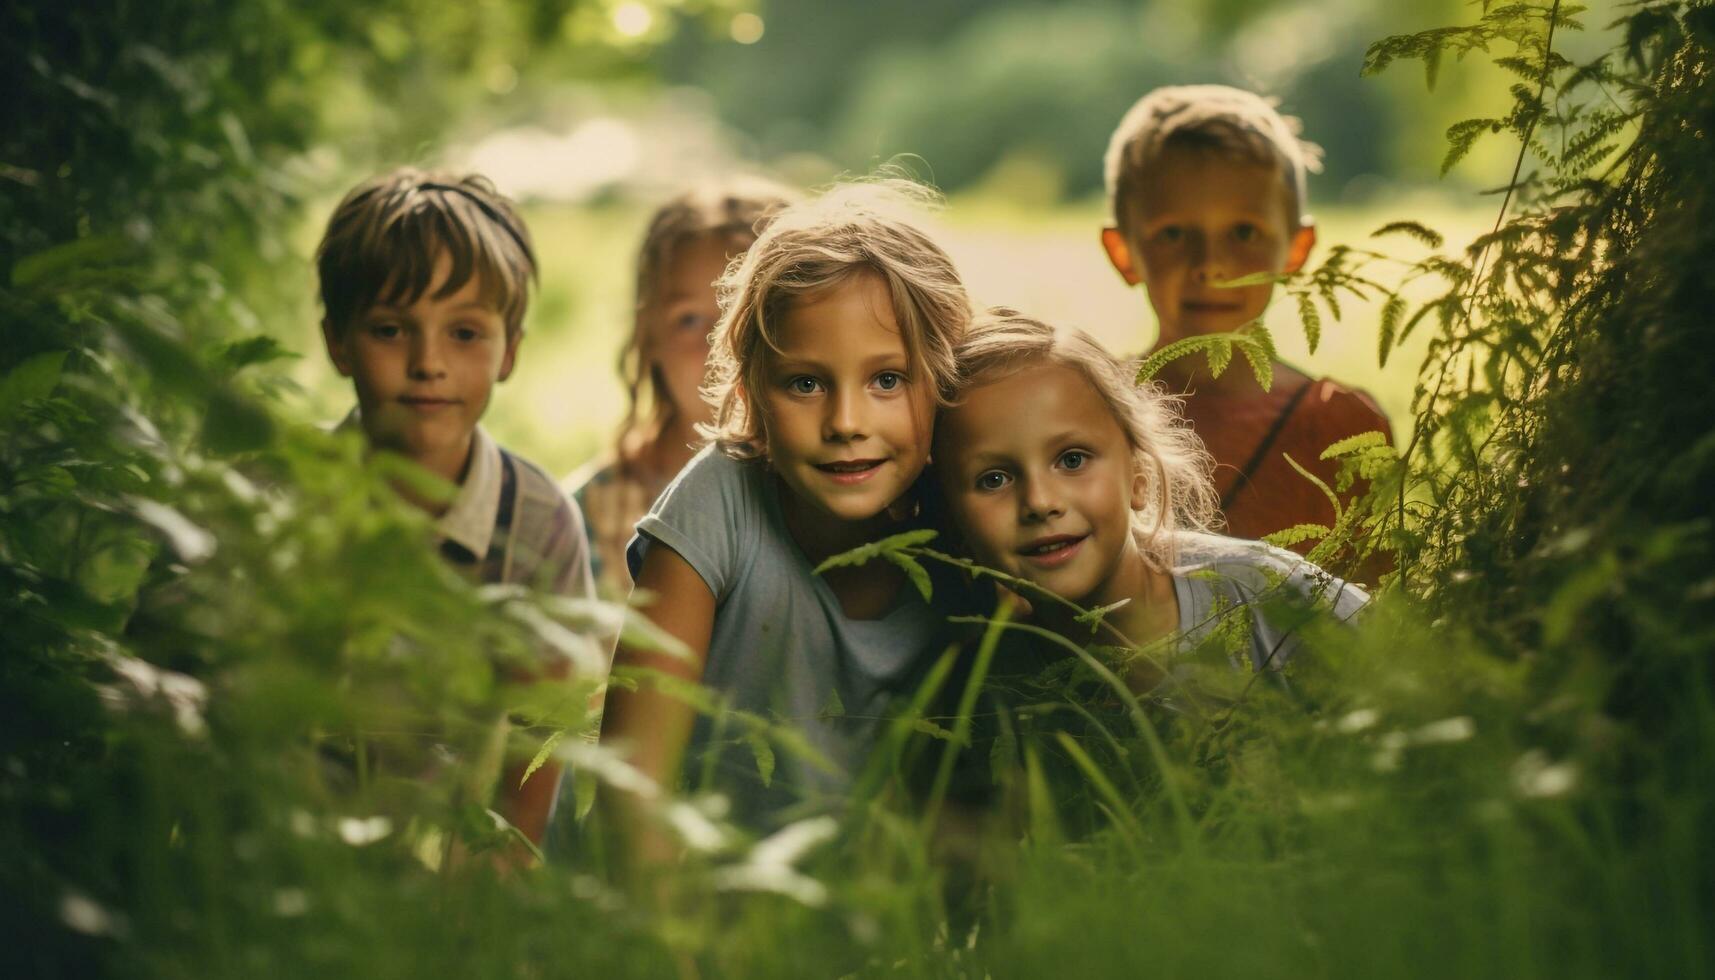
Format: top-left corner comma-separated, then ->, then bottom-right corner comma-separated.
1135,323 -> 1276,390
6,0 -> 1714,976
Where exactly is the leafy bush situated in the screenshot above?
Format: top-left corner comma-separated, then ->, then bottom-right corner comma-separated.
3,0 -> 1712,977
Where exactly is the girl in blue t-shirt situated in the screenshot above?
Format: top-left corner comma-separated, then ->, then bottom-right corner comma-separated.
598,182 -> 973,862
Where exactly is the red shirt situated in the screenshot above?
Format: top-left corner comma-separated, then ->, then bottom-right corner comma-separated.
1183,377 -> 1393,552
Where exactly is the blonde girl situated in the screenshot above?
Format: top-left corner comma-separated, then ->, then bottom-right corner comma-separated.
597,182 -> 974,855
568,178 -> 798,597
933,311 -> 1366,683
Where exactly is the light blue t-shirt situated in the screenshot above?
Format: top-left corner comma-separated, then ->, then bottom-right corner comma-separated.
1168,530 -> 1369,670
627,446 -> 971,825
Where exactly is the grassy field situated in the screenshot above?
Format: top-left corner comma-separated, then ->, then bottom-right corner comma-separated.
289,190 -> 1494,479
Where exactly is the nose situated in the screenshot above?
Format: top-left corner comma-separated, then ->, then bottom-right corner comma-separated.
408,331 -> 446,380
1019,474 -> 1063,523
823,386 -> 867,442
1187,233 -> 1222,285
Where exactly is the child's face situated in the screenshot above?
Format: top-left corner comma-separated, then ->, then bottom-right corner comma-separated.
1114,146 -> 1310,342
937,363 -> 1145,607
646,234 -> 730,429
759,272 -> 934,524
324,251 -> 519,472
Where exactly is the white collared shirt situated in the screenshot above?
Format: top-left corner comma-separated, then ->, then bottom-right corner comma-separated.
337,410 -> 594,599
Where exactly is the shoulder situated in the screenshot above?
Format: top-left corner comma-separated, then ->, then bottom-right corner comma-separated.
1304,378 -> 1393,438
629,445 -> 769,597
562,453 -> 620,499
501,444 -> 588,548
1171,531 -> 1366,617
658,444 -> 767,504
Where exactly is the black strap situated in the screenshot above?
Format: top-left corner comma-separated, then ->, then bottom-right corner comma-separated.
1220,379 -> 1316,512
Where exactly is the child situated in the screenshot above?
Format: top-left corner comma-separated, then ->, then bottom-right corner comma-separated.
933,311 -> 1367,682
567,178 -> 798,598
1099,85 -> 1392,553
317,167 -> 595,845
597,182 -> 974,858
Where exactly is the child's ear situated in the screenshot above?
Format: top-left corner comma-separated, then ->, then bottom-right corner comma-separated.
1284,222 -> 1318,276
321,318 -> 353,378
1100,227 -> 1142,286
1130,460 -> 1150,512
498,329 -> 524,383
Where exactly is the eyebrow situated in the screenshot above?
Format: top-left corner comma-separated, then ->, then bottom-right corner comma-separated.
952,448 -> 1012,470
769,352 -> 908,374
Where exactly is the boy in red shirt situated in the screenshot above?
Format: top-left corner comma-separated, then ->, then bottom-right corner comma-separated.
1099,85 -> 1391,554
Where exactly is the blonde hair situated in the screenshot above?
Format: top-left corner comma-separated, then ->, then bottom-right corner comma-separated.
317,167 -> 535,339
1104,84 -> 1324,241
615,177 -> 800,466
702,180 -> 972,459
942,310 -> 1218,568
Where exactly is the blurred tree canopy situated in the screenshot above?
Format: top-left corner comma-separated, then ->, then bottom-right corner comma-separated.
652,0 -> 1479,200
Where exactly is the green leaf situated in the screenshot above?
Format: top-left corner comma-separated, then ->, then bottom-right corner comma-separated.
1216,270 -> 1281,288
1295,292 -> 1322,354
910,718 -> 958,742
744,732 -> 775,787
10,235 -> 131,290
521,730 -> 565,786
883,550 -> 933,602
217,335 -> 298,371
1442,118 -> 1495,176
1135,333 -> 1243,383
1370,221 -> 1446,249
1262,523 -> 1332,549
1378,295 -> 1406,368
1320,431 -> 1392,460
812,528 -> 938,575
1236,324 -> 1275,391
1205,338 -> 1233,379
1074,597 -> 1131,632
818,687 -> 846,721
0,350 -> 69,422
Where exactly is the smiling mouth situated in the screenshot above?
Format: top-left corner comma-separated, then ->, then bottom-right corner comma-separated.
815,458 -> 886,485
1017,534 -> 1087,567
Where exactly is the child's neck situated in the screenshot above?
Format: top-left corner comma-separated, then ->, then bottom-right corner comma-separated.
777,481 -> 910,620
387,435 -> 475,518
777,484 -> 904,565
1041,543 -> 1178,650
643,412 -> 704,484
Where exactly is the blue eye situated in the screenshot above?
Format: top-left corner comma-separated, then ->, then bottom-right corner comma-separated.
874,371 -> 906,391
1059,450 -> 1089,471
788,376 -> 821,395
453,324 -> 481,342
976,470 -> 1010,492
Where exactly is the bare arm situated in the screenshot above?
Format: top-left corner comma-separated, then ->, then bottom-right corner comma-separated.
597,540 -> 715,872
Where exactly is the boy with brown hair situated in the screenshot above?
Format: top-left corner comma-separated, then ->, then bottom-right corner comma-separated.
317,167 -> 594,846
1099,84 -> 1391,552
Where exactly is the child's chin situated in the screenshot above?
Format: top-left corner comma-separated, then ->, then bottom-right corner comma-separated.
1175,311 -> 1252,335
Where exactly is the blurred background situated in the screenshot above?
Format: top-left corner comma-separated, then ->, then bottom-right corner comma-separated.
276,0 -> 1625,478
